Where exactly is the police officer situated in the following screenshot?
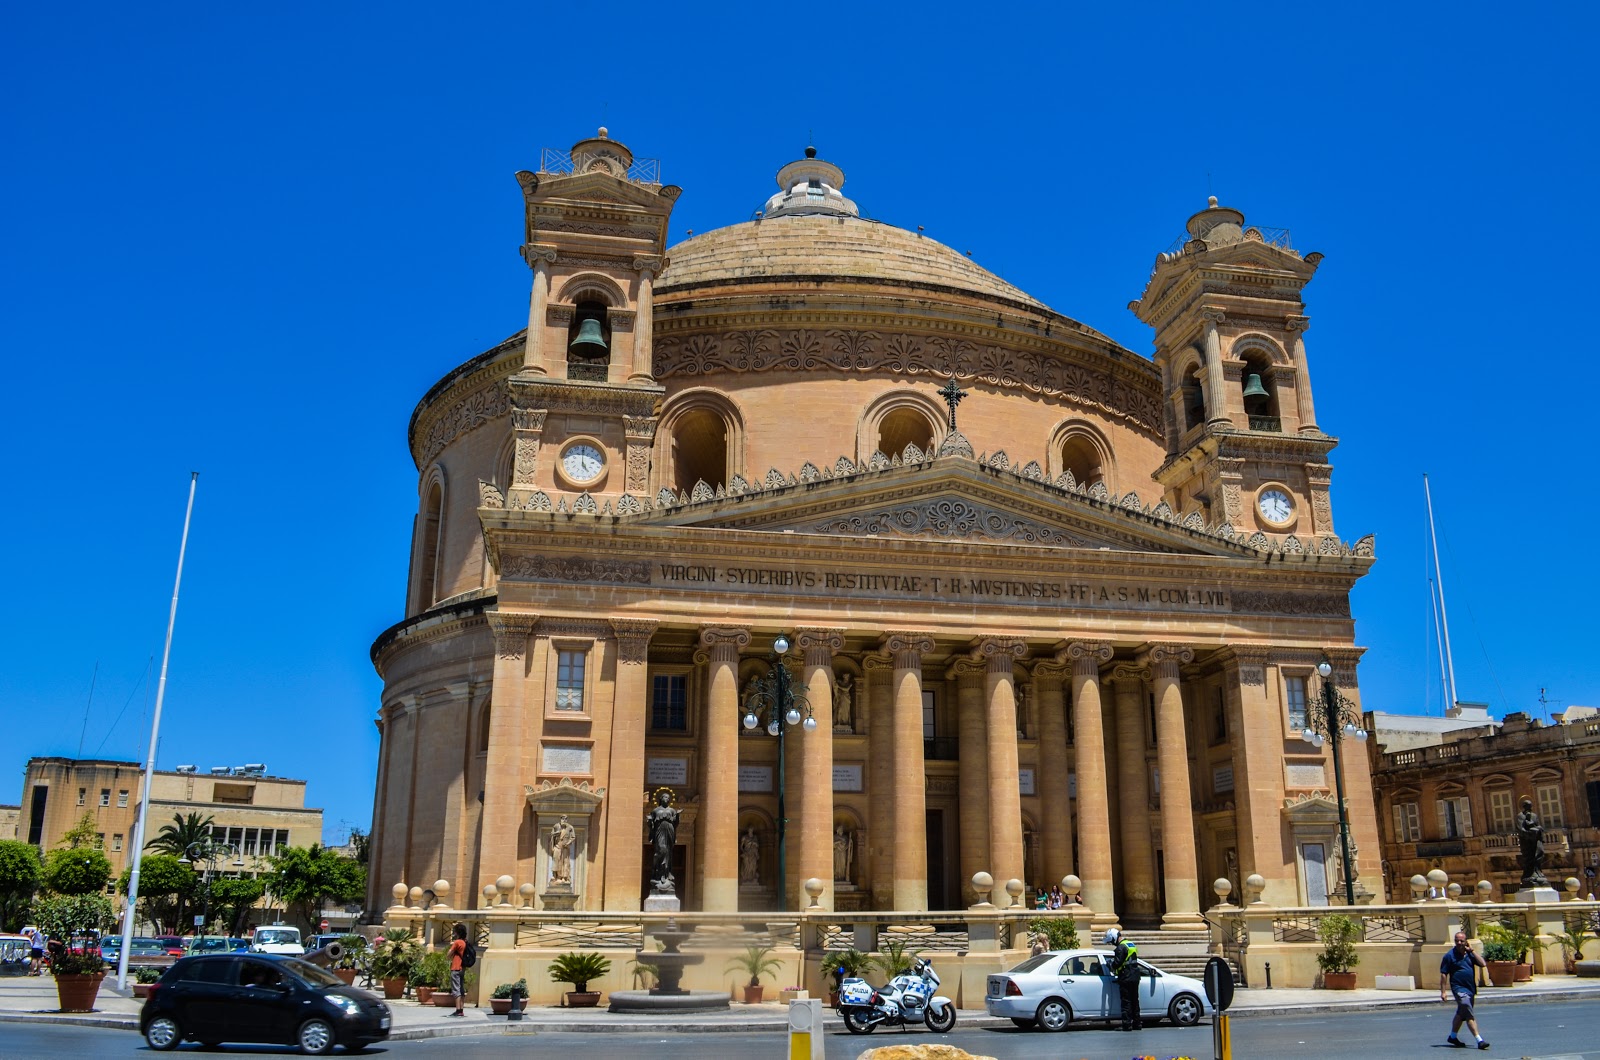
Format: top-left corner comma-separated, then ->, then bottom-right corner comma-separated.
1105,928 -> 1141,1031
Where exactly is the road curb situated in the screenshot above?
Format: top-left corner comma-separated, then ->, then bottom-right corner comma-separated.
1227,987 -> 1599,1020
0,1012 -> 138,1030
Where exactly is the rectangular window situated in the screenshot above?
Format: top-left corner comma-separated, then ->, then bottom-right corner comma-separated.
922,691 -> 937,741
117,790 -> 129,808
96,832 -> 105,847
27,785 -> 49,846
276,829 -> 290,852
77,787 -> 86,807
556,650 -> 586,711
112,834 -> 123,852
1212,688 -> 1228,744
1392,801 -> 1421,842
1537,784 -> 1564,828
1285,677 -> 1308,732
1147,693 -> 1158,746
99,788 -> 110,807
651,674 -> 688,731
1489,790 -> 1515,833
1587,780 -> 1600,828
1436,795 -> 1473,839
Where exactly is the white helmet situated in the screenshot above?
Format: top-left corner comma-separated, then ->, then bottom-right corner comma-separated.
1102,928 -> 1121,945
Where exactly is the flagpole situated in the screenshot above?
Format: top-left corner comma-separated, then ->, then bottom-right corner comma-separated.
117,473 -> 198,990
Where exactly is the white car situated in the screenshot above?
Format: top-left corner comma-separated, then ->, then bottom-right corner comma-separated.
249,926 -> 305,956
984,948 -> 1213,1031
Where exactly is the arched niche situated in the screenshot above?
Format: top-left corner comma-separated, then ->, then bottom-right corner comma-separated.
858,389 -> 946,463
657,389 -> 744,494
1048,419 -> 1115,492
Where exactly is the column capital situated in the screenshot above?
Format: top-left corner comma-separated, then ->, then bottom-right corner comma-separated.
944,656 -> 988,682
972,636 -> 1028,674
609,618 -> 659,665
1284,315 -> 1311,333
1143,643 -> 1195,680
1200,307 -> 1227,325
697,626 -> 750,663
632,254 -> 667,276
795,627 -> 846,665
860,651 -> 894,675
510,407 -> 548,432
1030,657 -> 1070,682
1058,640 -> 1113,676
1109,662 -> 1150,686
880,631 -> 935,666
486,612 -> 539,659
1214,646 -> 1271,686
520,243 -> 558,269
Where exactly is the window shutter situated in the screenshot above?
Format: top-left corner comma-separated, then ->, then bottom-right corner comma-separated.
1392,804 -> 1405,841
1457,797 -> 1473,838
1436,799 -> 1450,839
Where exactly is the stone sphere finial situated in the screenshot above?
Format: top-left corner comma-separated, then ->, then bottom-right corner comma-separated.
598,127 -> 608,139
1061,875 -> 1081,896
518,882 -> 536,907
1566,876 -> 1582,895
481,883 -> 498,908
1475,879 -> 1494,903
391,882 -> 407,904
1214,877 -> 1233,899
1208,195 -> 1219,208
970,871 -> 994,902
433,879 -> 451,898
495,875 -> 515,905
408,886 -> 424,904
1006,879 -> 1024,907
1447,883 -> 1463,899
1244,873 -> 1266,904
804,878 -> 825,909
1427,869 -> 1449,887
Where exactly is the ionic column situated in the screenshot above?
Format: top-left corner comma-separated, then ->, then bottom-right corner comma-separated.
629,256 -> 664,384
862,655 -> 895,909
977,637 -> 1028,904
796,628 -> 844,911
947,657 -> 989,899
1216,648 -> 1282,898
602,619 -> 658,911
1111,662 -> 1157,918
882,631 -> 934,911
519,245 -> 557,375
698,626 -> 750,911
1064,642 -> 1115,914
1287,316 -> 1318,433
1202,309 -> 1230,427
1147,644 -> 1203,928
1032,658 -> 1073,890
480,613 -> 538,884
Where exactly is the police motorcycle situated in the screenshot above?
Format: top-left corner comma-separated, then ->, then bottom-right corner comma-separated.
837,957 -> 957,1034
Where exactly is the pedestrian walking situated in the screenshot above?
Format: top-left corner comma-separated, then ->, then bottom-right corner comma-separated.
447,923 -> 468,1017
1439,930 -> 1489,1050
24,925 -> 44,976
1105,928 -> 1141,1031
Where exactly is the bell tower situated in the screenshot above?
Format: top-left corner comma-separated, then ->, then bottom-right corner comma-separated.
506,129 -> 682,504
1130,197 -> 1338,544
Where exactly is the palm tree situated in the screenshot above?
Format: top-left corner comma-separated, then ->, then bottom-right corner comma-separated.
146,812 -> 216,856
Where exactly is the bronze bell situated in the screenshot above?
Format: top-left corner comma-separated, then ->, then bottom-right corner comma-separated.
568,317 -> 608,357
1242,373 -> 1270,400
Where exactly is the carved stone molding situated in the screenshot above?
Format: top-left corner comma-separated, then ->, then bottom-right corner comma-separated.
536,618 -> 610,640
795,628 -> 846,665
520,243 -> 558,268
974,636 -> 1028,673
1146,643 -> 1195,680
944,656 -> 988,682
487,612 -> 539,660
416,386 -> 510,468
1109,663 -> 1150,685
608,309 -> 636,332
609,618 -> 659,665
859,652 -> 894,675
546,305 -> 575,328
511,408 -> 548,432
698,626 -> 751,663
506,379 -> 660,419
1284,315 -> 1311,333
625,444 -> 650,493
1061,641 -> 1113,677
632,255 -> 666,275
513,437 -> 540,484
622,415 -> 658,441
881,631 -> 935,667
812,499 -> 1100,547
1230,591 -> 1350,618
652,328 -> 1163,437
501,554 -> 651,585
1030,657 -> 1070,682
1215,647 -> 1271,687
478,480 -> 505,509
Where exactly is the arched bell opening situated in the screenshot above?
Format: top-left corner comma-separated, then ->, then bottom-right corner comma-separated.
1239,351 -> 1280,431
566,300 -> 611,381
1180,364 -> 1207,433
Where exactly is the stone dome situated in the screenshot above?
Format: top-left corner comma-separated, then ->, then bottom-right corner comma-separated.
657,214 -> 1049,313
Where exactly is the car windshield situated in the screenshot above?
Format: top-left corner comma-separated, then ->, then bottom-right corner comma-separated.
284,957 -> 344,987
190,937 -> 232,952
255,930 -> 299,945
1005,953 -> 1061,974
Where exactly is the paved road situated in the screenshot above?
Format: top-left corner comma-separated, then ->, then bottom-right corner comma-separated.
6,998 -> 1599,1059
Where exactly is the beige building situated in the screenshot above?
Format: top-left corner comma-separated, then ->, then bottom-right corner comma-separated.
0,804 -> 18,841
369,131 -> 1382,926
18,757 -> 322,881
1370,706 -> 1600,900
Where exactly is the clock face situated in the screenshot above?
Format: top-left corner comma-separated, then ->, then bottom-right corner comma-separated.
561,443 -> 605,484
1258,488 -> 1294,525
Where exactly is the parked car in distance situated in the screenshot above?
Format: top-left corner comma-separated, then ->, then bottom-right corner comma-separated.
104,937 -> 170,965
187,936 -> 249,954
153,936 -> 187,957
141,953 -> 390,1054
984,948 -> 1213,1031
306,934 -> 346,954
0,935 -> 31,977
251,925 -> 305,955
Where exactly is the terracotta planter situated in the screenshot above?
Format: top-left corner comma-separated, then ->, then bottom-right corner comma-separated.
55,972 -> 105,1013
491,998 -> 513,1015
1514,963 -> 1533,982
333,968 -> 357,986
416,986 -> 435,1005
827,990 -> 839,1007
133,984 -> 154,999
432,991 -> 457,1007
1322,971 -> 1357,990
742,984 -> 764,1004
1486,961 -> 1516,987
382,977 -> 407,999
565,991 -> 601,1008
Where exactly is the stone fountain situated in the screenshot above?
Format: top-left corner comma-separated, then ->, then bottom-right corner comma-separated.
606,919 -> 730,1013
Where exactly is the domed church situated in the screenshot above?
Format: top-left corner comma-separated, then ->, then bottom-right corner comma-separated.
369,129 -> 1380,925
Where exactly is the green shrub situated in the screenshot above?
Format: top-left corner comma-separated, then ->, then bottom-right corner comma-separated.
134,967 -> 162,984
1482,940 -> 1517,962
412,949 -> 451,989
370,928 -> 421,981
820,947 -> 872,981
549,951 -> 611,992
1315,914 -> 1361,975
725,944 -> 785,988
1029,915 -> 1080,952
491,977 -> 528,1000
868,939 -> 919,979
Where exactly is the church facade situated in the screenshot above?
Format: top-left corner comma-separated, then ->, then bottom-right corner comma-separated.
368,130 -> 1380,925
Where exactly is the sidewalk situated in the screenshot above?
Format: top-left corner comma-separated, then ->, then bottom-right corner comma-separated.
3,973 -> 1599,1038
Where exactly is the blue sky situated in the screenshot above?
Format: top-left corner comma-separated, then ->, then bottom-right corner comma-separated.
4,3 -> 1596,841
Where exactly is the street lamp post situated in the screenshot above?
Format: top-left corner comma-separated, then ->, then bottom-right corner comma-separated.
1300,657 -> 1368,906
740,634 -> 815,911
180,840 -> 239,936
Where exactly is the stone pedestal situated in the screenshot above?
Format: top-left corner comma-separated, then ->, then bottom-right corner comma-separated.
1516,887 -> 1560,904
643,891 -> 680,913
541,889 -> 578,912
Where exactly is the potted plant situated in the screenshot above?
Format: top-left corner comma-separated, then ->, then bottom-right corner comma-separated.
1483,920 -> 1541,981
490,978 -> 528,1016
132,967 -> 162,999
35,894 -> 115,1013
819,948 -> 871,1007
412,950 -> 450,1005
869,939 -> 919,979
549,951 -> 611,1007
1555,925 -> 1595,975
1315,913 -> 1361,989
725,944 -> 784,1004
1028,914 -> 1081,953
333,934 -> 367,986
1483,939 -> 1518,987
370,929 -> 421,1000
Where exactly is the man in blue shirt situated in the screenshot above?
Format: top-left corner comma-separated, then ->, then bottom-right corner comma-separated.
1439,930 -> 1489,1049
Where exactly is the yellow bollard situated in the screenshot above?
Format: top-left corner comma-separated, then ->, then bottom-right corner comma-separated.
1212,1011 -> 1232,1060
788,997 -> 823,1060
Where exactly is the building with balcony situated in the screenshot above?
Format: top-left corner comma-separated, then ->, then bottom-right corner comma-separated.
369,130 -> 1382,926
1368,707 -> 1600,900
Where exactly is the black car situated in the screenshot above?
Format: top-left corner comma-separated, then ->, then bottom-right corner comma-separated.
141,953 -> 390,1054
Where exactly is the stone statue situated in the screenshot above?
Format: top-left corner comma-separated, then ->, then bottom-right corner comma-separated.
1517,797 -> 1548,888
548,815 -> 575,886
833,824 -> 853,883
739,827 -> 761,885
834,673 -> 855,732
646,790 -> 681,893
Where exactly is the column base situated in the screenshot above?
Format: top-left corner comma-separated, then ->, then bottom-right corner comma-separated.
891,880 -> 928,912
1515,887 -> 1561,904
1159,910 -> 1209,931
702,878 -> 738,912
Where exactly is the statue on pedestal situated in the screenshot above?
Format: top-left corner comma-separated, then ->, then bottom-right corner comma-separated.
834,673 -> 855,732
548,815 -> 575,886
833,824 -> 854,883
1517,797 -> 1549,888
646,790 -> 681,894
739,827 -> 761,885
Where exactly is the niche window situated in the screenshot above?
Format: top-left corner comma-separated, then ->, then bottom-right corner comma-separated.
566,301 -> 611,382
876,407 -> 935,459
1059,434 -> 1106,490
671,408 -> 728,493
416,481 -> 444,610
556,649 -> 587,711
1285,676 -> 1309,732
651,673 -> 688,731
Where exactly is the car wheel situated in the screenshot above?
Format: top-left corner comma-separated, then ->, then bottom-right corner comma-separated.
1168,992 -> 1202,1027
144,1016 -> 182,1051
923,1002 -> 956,1033
841,1008 -> 876,1034
1035,997 -> 1072,1032
1011,1018 -> 1037,1030
298,1017 -> 336,1055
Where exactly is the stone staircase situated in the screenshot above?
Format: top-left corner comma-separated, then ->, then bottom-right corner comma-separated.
1113,929 -> 1241,983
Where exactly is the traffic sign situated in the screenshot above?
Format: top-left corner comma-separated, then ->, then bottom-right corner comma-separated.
319,919 -> 329,932
1204,955 -> 1234,1012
